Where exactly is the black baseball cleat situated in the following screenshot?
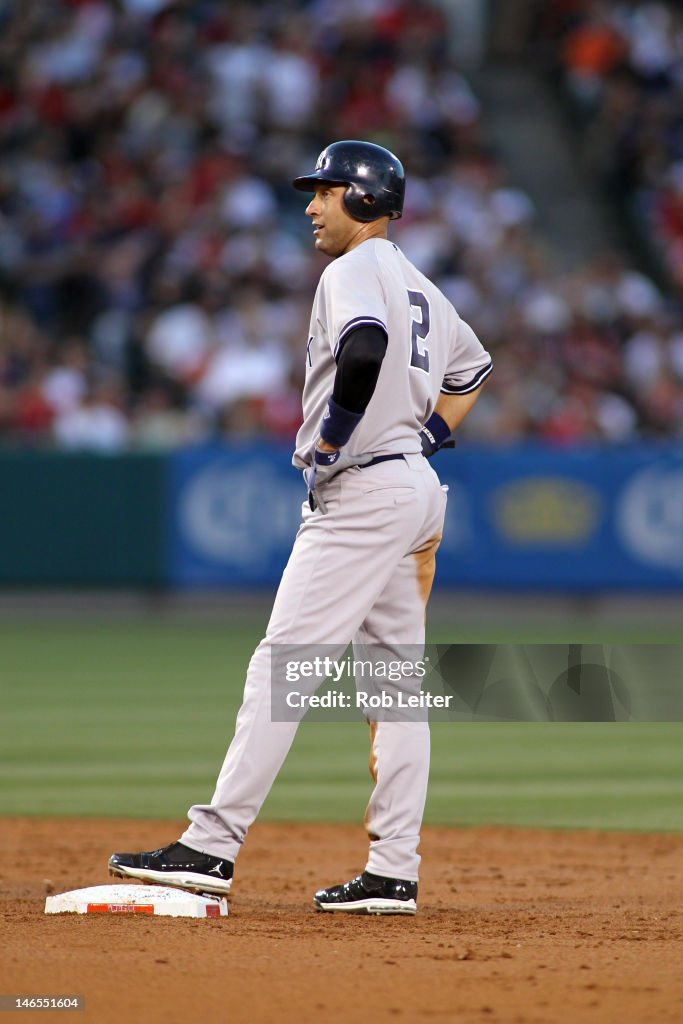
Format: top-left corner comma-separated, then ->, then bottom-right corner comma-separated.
313,871 -> 417,915
108,841 -> 233,896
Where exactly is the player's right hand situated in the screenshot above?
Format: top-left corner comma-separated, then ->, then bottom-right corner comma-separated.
419,411 -> 456,459
419,431 -> 456,458
305,447 -> 373,514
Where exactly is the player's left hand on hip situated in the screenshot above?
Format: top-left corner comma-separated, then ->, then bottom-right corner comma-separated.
305,447 -> 372,515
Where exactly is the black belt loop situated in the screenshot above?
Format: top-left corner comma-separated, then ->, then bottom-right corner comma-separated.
360,453 -> 406,469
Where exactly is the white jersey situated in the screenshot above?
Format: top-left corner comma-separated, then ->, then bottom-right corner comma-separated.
293,238 -> 492,468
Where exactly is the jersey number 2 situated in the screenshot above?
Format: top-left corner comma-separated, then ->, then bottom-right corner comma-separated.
408,290 -> 430,372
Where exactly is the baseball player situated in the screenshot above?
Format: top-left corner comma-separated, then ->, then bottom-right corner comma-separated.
109,140 -> 492,914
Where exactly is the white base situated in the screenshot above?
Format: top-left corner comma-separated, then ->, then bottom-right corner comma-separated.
44,884 -> 228,918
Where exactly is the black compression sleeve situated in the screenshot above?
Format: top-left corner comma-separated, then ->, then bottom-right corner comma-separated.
332,324 -> 388,414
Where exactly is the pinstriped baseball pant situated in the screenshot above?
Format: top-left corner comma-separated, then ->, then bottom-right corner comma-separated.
181,453 -> 447,881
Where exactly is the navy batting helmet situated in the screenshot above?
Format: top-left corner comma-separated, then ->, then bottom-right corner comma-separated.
292,140 -> 405,222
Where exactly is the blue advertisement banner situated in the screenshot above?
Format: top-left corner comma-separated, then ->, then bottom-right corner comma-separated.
168,443 -> 302,587
168,443 -> 683,591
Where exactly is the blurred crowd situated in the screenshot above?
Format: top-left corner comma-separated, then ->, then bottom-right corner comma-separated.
529,0 -> 683,436
536,0 -> 683,280
0,0 -> 681,452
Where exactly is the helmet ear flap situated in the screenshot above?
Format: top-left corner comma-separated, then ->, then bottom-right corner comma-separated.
342,182 -> 379,223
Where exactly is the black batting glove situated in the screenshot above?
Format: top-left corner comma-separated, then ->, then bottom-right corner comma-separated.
419,412 -> 455,459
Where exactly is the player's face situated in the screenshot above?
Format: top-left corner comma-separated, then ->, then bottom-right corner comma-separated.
306,185 -> 359,257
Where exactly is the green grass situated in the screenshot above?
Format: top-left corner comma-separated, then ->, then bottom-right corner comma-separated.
1,620 -> 681,830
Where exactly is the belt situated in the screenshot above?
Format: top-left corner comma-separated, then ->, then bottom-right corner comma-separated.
360,453 -> 406,469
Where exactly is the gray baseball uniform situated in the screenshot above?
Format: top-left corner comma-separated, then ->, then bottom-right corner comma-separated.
294,238 -> 492,464
181,237 -> 492,881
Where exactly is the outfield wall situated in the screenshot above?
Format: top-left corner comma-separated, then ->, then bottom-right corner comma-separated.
1,444 -> 682,591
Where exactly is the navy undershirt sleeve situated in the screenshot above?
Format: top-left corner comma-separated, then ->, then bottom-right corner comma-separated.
332,324 -> 388,414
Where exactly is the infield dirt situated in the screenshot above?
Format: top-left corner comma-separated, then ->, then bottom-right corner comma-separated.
2,818 -> 682,1023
